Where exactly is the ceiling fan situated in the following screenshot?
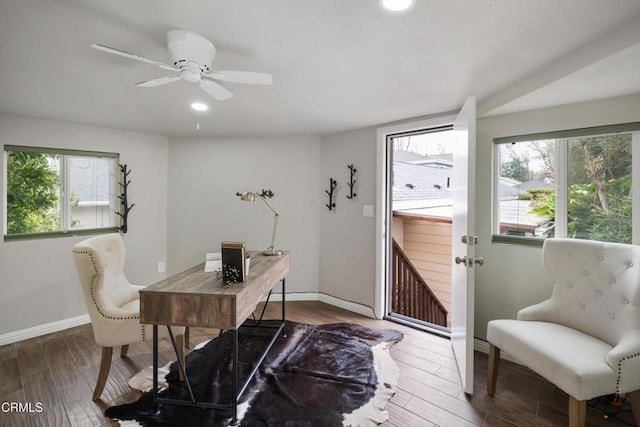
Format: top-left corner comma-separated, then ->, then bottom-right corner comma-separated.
92,30 -> 272,101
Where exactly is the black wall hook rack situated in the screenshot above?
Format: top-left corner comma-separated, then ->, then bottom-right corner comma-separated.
346,164 -> 357,199
116,164 -> 135,233
325,178 -> 337,211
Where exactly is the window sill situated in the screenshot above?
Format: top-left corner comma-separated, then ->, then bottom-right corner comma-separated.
4,227 -> 119,242
491,234 -> 545,248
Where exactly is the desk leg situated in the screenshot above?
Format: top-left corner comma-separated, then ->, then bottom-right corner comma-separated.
230,328 -> 239,426
282,278 -> 287,337
152,325 -> 158,410
167,326 -> 196,403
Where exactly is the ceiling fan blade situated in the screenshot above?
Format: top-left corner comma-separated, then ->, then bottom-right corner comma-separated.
91,43 -> 178,72
205,70 -> 273,86
200,80 -> 234,101
136,75 -> 182,88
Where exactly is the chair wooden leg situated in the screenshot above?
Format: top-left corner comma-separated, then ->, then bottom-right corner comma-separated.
92,347 -> 113,401
568,396 -> 586,427
120,344 -> 129,358
628,390 -> 640,426
184,327 -> 190,348
487,344 -> 500,397
176,334 -> 185,382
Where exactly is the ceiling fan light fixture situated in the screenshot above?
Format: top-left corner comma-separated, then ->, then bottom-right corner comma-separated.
191,102 -> 208,111
92,30 -> 272,101
380,0 -> 414,12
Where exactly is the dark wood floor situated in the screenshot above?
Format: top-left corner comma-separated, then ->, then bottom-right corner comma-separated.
0,301 -> 635,426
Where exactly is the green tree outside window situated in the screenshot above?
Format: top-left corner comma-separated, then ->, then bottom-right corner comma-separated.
6,151 -> 61,234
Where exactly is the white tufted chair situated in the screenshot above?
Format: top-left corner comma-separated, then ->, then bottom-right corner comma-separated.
72,233 -> 185,401
487,238 -> 640,426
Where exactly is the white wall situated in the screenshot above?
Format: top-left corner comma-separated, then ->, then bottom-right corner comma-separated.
319,128 -> 378,310
0,114 -> 169,336
475,93 -> 640,340
4,93 -> 639,342
317,93 -> 640,339
166,136 -> 322,295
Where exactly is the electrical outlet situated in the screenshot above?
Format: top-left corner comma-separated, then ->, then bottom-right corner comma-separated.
157,262 -> 165,274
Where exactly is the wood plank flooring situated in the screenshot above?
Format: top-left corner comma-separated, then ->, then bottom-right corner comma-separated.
0,301 -> 635,426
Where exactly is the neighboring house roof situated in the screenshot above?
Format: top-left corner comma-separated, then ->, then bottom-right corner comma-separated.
394,151 -> 453,168
519,179 -> 553,190
392,161 -> 453,202
411,158 -> 453,168
499,178 -> 521,199
431,153 -> 453,163
501,177 -> 521,186
500,199 -> 552,228
392,156 -> 552,229
499,178 -> 554,200
69,158 -> 112,205
393,150 -> 429,163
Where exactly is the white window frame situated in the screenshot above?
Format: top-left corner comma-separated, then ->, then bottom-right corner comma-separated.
492,122 -> 640,246
3,145 -> 120,241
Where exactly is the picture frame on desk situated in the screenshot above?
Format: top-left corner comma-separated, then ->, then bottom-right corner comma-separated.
221,241 -> 246,284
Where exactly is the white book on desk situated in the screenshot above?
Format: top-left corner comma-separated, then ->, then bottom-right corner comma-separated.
204,252 -> 221,272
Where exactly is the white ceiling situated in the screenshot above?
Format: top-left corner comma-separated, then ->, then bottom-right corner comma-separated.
1,0 -> 639,137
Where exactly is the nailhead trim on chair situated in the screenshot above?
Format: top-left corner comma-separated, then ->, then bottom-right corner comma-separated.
617,352 -> 640,394
73,249 -> 140,321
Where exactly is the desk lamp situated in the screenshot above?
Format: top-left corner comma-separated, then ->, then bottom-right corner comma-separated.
236,190 -> 283,256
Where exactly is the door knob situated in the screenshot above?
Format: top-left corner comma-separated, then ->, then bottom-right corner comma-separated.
474,257 -> 485,266
455,256 -> 467,265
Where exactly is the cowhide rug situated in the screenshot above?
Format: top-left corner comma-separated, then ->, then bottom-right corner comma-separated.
106,321 -> 403,426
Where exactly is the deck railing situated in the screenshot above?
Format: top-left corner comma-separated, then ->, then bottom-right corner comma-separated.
391,239 -> 448,327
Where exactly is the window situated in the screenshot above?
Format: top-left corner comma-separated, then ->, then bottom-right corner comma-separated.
3,146 -> 119,240
493,123 -> 640,246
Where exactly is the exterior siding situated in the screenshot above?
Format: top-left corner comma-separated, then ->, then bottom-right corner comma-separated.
395,215 -> 452,317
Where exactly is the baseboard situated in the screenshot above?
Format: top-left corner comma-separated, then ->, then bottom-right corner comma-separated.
0,302 -> 520,369
0,314 -> 90,346
0,294 -> 373,346
474,338 -> 522,365
265,292 -> 377,319
264,291 -> 319,302
474,338 -> 491,354
316,293 -> 377,318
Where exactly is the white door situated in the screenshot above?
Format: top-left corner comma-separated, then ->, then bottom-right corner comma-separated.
450,96 -> 478,395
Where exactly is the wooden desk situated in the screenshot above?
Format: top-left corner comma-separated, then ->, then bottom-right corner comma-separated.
140,251 -> 290,329
139,251 -> 290,425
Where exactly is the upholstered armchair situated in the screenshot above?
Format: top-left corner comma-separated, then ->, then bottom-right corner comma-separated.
72,233 -> 185,401
487,238 -> 640,426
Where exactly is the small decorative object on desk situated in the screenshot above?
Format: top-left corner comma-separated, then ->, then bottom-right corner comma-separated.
204,252 -> 222,272
221,241 -> 246,284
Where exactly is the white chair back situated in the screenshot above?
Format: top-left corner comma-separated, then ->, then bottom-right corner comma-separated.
542,238 -> 640,346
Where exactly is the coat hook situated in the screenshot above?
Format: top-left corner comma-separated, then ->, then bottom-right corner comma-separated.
115,164 -> 135,233
346,164 -> 357,200
325,178 -> 337,211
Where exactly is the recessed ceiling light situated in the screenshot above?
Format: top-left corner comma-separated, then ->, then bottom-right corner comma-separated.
191,102 -> 208,112
380,0 -> 414,12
